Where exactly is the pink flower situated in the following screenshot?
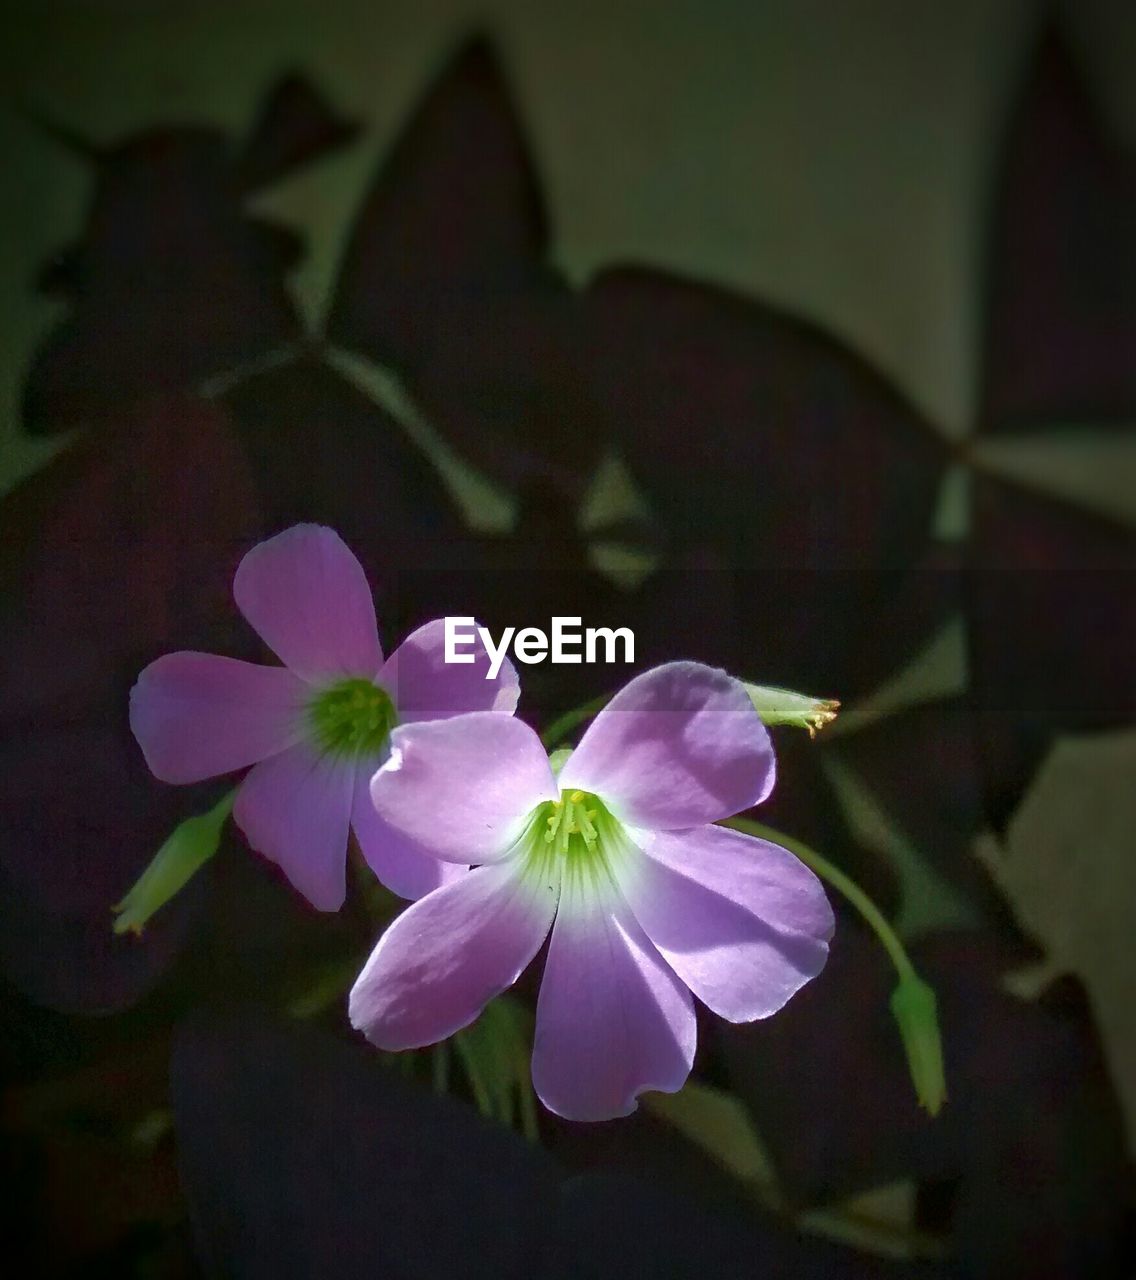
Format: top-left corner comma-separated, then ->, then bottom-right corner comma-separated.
129,524 -> 518,908
350,662 -> 833,1121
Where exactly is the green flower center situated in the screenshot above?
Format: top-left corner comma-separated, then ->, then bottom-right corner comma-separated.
521,789 -> 626,880
308,678 -> 397,759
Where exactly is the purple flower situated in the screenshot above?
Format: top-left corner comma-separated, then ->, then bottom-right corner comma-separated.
350,662 -> 833,1121
129,523 -> 518,908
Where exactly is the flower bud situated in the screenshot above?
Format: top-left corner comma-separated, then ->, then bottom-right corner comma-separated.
112,789 -> 234,935
890,973 -> 947,1116
743,683 -> 840,736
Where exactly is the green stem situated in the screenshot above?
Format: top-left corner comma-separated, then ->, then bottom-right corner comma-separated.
724,819 -> 944,1113
540,691 -> 613,749
724,816 -> 916,984
432,1043 -> 450,1095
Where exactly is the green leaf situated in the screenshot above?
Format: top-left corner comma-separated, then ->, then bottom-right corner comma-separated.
285,957 -> 362,1019
820,752 -> 979,936
823,616 -> 967,737
647,1086 -> 942,1259
800,1181 -> 944,1261
541,692 -> 613,749
452,996 -> 538,1140
643,1083 -> 781,1199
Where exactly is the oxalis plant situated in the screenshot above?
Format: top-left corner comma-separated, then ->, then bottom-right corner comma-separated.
119,523 -> 944,1126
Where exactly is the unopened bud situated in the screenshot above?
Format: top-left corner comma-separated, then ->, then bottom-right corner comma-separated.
744,684 -> 840,737
890,973 -> 947,1116
112,789 -> 234,935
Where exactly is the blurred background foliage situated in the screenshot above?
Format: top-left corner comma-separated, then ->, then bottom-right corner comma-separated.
0,1 -> 1133,1276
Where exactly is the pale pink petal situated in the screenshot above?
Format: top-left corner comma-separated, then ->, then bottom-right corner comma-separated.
233,743 -> 354,911
349,860 -> 558,1049
370,714 -> 558,864
233,524 -> 382,683
377,617 -> 519,722
616,824 -> 833,1022
351,762 -> 467,901
559,662 -> 774,829
532,870 -> 696,1121
129,652 -> 307,783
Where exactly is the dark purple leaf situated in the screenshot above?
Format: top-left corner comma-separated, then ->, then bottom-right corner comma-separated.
967,476 -> 1135,827
584,268 -> 945,562
624,544 -> 746,687
720,926 -> 990,1203
0,868 -> 198,1017
0,718 -> 215,918
979,26 -> 1136,432
542,1098 -> 757,1214
0,397 -> 261,1010
194,839 -> 367,1011
834,542 -> 964,704
964,23 -> 1135,826
173,1012 -> 955,1280
328,30 -> 956,567
221,354 -> 464,571
327,37 -> 587,484
748,730 -> 902,921
829,698 -> 1004,917
557,1173 -> 955,1280
719,928 -> 1131,1277
236,73 -> 361,193
23,124 -> 302,434
398,290 -> 599,491
172,1010 -> 561,1280
328,34 -> 551,364
396,478 -> 636,720
1,396 -> 259,717
583,268 -> 949,698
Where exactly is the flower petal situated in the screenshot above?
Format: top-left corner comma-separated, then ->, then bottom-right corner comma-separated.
129,652 -> 308,783
532,870 -> 696,1121
616,824 -> 833,1022
233,524 -> 382,682
351,763 -> 468,900
378,617 -> 519,721
559,662 -> 774,829
233,743 -> 354,910
349,860 -> 558,1049
371,714 -> 558,864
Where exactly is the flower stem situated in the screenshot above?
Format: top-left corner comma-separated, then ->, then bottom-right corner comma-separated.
540,691 -> 613,749
432,1043 -> 451,1095
726,816 -> 945,1115
725,816 -> 915,981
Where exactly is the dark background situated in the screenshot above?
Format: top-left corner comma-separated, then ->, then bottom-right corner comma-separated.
1,1 -> 1133,1276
